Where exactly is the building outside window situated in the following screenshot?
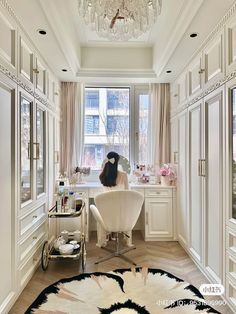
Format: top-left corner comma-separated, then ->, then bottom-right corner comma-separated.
83,87 -> 149,170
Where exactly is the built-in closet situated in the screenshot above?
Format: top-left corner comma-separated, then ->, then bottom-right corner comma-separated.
0,2 -> 60,312
170,3 -> 236,311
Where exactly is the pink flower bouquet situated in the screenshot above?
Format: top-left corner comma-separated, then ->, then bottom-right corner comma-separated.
159,164 -> 176,179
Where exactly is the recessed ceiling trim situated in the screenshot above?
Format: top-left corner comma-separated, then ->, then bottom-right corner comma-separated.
153,0 -> 204,77
38,0 -> 80,75
76,68 -> 156,78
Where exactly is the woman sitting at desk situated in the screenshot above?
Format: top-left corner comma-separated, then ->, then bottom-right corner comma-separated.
99,151 -> 129,190
96,151 -> 131,247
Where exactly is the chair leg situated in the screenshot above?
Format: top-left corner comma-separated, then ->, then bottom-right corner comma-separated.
95,252 -> 117,264
95,232 -> 137,265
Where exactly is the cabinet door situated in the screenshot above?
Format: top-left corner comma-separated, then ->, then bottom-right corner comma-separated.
145,198 -> 173,238
36,105 -> 46,197
0,74 -> 16,312
177,111 -> 188,246
170,117 -> 178,165
170,81 -> 179,111
226,18 -> 236,75
0,10 -> 16,71
188,101 -> 203,262
35,56 -> 47,95
188,55 -> 202,97
20,92 -> 33,207
178,72 -> 188,106
19,35 -> 34,86
47,71 -> 55,104
204,89 -> 223,283
203,32 -> 224,88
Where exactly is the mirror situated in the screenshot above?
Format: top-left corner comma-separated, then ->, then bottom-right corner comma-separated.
102,155 -> 131,174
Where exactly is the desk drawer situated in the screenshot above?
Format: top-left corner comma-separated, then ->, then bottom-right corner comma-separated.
19,222 -> 47,263
20,204 -> 46,238
145,188 -> 172,198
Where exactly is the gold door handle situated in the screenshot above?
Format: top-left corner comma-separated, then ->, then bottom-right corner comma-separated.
198,69 -> 205,74
174,152 -> 178,164
33,142 -> 40,160
198,159 -> 202,176
201,159 -> 206,177
33,68 -> 39,74
146,212 -> 148,225
27,142 -> 31,159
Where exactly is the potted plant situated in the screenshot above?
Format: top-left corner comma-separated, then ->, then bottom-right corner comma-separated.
159,164 -> 176,186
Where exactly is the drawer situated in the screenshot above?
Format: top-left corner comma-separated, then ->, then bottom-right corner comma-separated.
19,244 -> 42,289
19,222 -> 47,263
226,277 -> 236,309
145,188 -> 172,198
226,228 -> 236,257
20,204 -> 46,238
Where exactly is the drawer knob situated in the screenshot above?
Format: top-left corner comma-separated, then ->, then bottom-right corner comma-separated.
33,236 -> 38,240
32,215 -> 38,219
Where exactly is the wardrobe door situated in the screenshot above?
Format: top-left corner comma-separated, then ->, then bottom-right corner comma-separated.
0,75 -> 16,312
188,101 -> 203,263
177,110 -> 188,246
204,89 -> 223,283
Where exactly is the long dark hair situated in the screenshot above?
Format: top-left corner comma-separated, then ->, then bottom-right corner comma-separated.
99,151 -> 120,187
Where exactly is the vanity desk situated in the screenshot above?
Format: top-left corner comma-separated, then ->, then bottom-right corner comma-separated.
62,183 -> 176,242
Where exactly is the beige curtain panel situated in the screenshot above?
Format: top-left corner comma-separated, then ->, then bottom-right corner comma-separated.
149,83 -> 170,168
60,82 -> 84,176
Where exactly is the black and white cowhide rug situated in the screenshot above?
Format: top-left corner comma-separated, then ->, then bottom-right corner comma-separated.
25,268 -> 220,314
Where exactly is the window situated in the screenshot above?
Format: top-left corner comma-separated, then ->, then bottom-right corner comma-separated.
85,90 -> 99,109
82,86 -> 149,170
138,94 -> 149,165
107,116 -> 129,135
85,115 -> 99,134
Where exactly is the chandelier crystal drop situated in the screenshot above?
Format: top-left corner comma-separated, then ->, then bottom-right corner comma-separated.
78,0 -> 162,41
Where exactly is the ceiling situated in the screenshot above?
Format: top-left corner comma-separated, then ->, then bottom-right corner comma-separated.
7,0 -> 236,83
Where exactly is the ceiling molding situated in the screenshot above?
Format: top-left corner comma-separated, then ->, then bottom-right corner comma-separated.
76,68 -> 156,79
153,0 -> 204,77
38,0 -> 81,75
172,0 -> 236,83
0,0 -> 57,77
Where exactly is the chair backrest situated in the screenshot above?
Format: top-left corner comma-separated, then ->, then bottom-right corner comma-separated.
93,190 -> 144,232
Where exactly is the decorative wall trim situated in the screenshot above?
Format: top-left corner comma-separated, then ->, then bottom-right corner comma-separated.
171,68 -> 236,118
172,1 -> 236,86
0,62 -> 57,113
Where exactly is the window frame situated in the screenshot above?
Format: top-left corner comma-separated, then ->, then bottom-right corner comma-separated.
83,84 -> 149,172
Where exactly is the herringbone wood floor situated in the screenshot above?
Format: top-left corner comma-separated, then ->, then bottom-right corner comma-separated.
10,232 -> 232,313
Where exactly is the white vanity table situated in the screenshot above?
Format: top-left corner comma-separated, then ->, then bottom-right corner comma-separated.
62,182 -> 176,242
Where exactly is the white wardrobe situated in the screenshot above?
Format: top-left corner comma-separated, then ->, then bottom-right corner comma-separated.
170,2 -> 236,311
0,2 -> 60,313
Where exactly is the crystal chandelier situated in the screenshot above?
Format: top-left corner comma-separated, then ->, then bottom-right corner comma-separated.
78,0 -> 162,41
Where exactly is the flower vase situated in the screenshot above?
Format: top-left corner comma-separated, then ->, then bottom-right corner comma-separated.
161,176 -> 170,186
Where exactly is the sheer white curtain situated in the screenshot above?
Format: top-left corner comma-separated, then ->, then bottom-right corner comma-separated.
149,83 -> 170,169
60,82 -> 84,176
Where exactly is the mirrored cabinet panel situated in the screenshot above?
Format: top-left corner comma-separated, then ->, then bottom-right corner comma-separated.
36,107 -> 45,196
232,88 -> 236,219
20,96 -> 32,204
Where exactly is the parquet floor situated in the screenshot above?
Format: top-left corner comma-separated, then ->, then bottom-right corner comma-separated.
9,232 -> 232,313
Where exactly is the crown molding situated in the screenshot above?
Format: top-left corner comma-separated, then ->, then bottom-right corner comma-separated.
76,68 -> 156,79
0,0 -> 60,82
0,62 -> 58,114
170,68 -> 236,118
153,0 -> 204,77
173,1 -> 236,84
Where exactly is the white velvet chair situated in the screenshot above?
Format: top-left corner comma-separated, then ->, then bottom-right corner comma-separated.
90,190 -> 144,265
